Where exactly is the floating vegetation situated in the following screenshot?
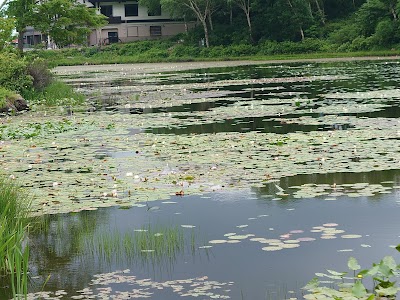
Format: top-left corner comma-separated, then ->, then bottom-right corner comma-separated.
206,221 -> 362,253
22,270 -> 233,299
341,234 -> 363,239
0,61 -> 399,216
5,60 -> 400,299
290,182 -> 395,200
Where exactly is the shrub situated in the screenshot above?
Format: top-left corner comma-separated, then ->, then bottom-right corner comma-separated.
170,44 -> 201,57
221,44 -> 259,57
0,87 -> 23,112
372,19 -> 399,47
27,58 -> 54,90
0,87 -> 15,106
348,36 -> 372,51
32,81 -> 85,106
23,80 -> 85,107
0,52 -> 33,96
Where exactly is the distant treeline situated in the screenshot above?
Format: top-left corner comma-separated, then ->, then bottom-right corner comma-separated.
142,0 -> 400,51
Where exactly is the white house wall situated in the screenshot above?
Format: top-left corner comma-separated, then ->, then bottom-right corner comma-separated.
97,1 -> 171,20
24,1 -> 192,47
88,22 -> 192,46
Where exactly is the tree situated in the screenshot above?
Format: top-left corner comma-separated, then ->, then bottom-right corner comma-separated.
28,0 -> 107,48
139,0 -> 162,15
0,17 -> 15,50
161,0 -> 215,47
6,0 -> 36,51
228,0 -> 254,43
356,0 -> 390,36
286,0 -> 314,41
5,0 -> 106,50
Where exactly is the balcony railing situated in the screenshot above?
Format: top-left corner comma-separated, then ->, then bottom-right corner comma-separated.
108,16 -> 122,24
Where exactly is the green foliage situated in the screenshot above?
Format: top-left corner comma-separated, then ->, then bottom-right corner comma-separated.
304,252 -> 400,299
27,80 -> 85,107
27,58 -> 54,90
0,177 -> 31,298
258,39 -> 324,55
28,0 -> 107,47
372,19 -> 400,46
0,87 -> 16,108
0,118 -> 82,140
0,17 -> 15,50
0,52 -> 33,96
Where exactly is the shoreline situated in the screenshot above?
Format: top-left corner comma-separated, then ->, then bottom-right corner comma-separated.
53,55 -> 400,75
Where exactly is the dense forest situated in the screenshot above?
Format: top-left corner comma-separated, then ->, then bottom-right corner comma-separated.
1,0 -> 400,61
145,0 -> 400,51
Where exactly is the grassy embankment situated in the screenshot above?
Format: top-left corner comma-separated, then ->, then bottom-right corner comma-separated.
27,39 -> 400,67
0,52 -> 85,109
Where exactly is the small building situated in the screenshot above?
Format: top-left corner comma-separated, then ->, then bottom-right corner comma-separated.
23,1 -> 191,47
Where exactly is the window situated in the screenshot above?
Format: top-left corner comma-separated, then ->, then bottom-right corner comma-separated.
125,4 -> 138,17
100,5 -> 113,17
148,5 -> 161,16
150,26 -> 162,36
108,32 -> 119,43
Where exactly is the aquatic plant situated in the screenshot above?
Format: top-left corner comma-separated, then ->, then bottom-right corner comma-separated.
303,247 -> 400,299
0,177 -> 31,299
26,81 -> 85,107
85,224 -> 186,266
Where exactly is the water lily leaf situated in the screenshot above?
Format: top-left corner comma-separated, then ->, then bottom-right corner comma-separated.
209,240 -> 228,244
351,281 -> 367,298
302,277 -> 319,290
348,257 -> 361,271
366,265 -> 379,276
181,225 -> 196,228
375,286 -> 399,296
326,270 -> 346,277
262,246 -> 283,251
341,234 -> 362,239
382,256 -> 397,270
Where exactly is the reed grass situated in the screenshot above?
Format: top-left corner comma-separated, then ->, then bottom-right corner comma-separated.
83,224 -> 186,267
0,177 -> 32,299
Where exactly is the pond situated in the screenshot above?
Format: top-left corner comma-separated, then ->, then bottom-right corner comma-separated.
1,59 -> 400,299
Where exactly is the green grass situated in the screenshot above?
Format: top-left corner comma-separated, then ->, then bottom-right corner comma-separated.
80,224 -> 187,268
34,44 -> 400,67
0,177 -> 32,299
0,87 -> 19,110
25,81 -> 85,107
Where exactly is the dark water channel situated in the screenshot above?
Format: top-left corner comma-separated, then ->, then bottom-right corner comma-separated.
12,60 -> 400,299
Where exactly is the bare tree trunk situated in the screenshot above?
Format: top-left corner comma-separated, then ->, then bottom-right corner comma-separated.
201,19 -> 210,47
236,0 -> 253,43
390,6 -> 398,21
245,11 -> 253,43
300,26 -> 305,41
230,6 -> 233,25
208,14 -> 214,31
185,0 -> 211,47
314,0 -> 325,24
17,30 -> 24,53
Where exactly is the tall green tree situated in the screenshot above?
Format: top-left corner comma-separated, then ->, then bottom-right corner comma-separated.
6,0 -> 106,50
28,0 -> 106,48
0,17 -> 15,50
139,0 -> 162,15
161,0 -> 216,47
228,0 -> 254,43
6,0 -> 36,51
